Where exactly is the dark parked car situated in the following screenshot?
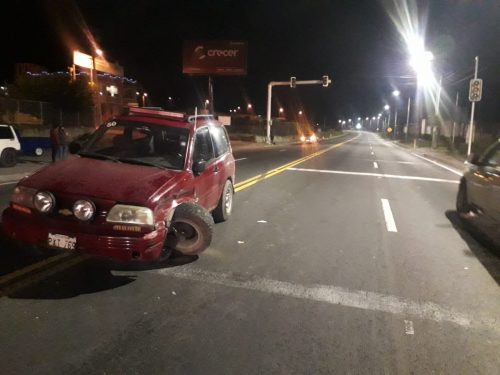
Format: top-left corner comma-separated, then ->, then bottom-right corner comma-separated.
2,107 -> 236,262
456,139 -> 500,244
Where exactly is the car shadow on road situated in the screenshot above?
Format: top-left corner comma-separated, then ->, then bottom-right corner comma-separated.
6,258 -> 137,299
445,210 -> 500,286
3,247 -> 198,300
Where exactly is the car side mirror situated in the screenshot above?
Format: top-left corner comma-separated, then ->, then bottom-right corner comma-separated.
69,141 -> 81,154
192,160 -> 206,175
466,153 -> 480,165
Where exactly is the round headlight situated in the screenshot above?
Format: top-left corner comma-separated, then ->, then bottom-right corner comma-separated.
73,200 -> 96,221
33,191 -> 55,213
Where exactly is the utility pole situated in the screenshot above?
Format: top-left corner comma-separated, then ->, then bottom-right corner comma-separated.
405,96 -> 411,143
432,75 -> 442,149
452,91 -> 459,146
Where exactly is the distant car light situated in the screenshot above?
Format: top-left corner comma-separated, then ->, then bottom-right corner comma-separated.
310,134 -> 317,142
73,200 -> 96,221
356,124 -> 362,130
300,135 -> 306,142
33,191 -> 55,213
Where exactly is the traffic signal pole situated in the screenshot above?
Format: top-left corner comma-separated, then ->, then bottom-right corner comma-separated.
467,56 -> 479,156
266,76 -> 331,144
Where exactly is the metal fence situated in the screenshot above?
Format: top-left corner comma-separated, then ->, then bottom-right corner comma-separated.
0,97 -> 94,136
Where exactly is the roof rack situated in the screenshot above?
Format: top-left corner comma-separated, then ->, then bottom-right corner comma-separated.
127,106 -> 186,120
187,114 -> 215,123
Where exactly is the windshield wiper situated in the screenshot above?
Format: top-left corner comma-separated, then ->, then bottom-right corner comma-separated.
117,158 -> 168,169
78,152 -> 120,162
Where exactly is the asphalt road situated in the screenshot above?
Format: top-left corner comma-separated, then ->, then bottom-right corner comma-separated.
1,131 -> 500,374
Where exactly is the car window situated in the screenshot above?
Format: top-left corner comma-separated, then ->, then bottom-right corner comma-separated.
81,121 -> 189,170
193,127 -> 214,163
210,126 -> 230,157
0,126 -> 14,139
484,145 -> 500,167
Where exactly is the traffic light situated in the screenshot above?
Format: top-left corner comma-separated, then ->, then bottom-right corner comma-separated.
322,75 -> 331,87
290,76 -> 296,88
469,79 -> 483,102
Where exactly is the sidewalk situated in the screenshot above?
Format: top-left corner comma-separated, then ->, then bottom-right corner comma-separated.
0,154 -> 52,184
393,140 -> 468,173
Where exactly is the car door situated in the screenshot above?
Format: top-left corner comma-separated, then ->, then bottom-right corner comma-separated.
209,125 -> 232,206
192,127 -> 217,209
481,142 -> 500,222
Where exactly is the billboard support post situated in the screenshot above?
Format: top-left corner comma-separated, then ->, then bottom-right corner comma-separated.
208,76 -> 214,114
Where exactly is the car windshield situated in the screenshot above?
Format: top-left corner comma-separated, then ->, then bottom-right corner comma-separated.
80,120 -> 189,170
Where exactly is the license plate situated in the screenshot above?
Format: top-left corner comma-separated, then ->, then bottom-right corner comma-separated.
48,233 -> 76,250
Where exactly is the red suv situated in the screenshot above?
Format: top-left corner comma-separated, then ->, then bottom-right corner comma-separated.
2,107 -> 235,262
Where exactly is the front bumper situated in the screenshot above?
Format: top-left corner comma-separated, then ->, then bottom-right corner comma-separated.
2,207 -> 165,262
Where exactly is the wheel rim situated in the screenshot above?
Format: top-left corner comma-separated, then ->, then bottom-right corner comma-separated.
224,184 -> 233,214
172,220 -> 199,246
35,148 -> 43,156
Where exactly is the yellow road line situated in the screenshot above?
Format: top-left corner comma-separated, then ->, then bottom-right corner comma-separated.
235,134 -> 359,192
0,252 -> 73,287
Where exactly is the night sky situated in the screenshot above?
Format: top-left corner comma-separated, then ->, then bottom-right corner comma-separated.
2,0 -> 500,125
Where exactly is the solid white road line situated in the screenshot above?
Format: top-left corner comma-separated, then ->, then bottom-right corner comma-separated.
373,162 -> 379,169
235,158 -> 247,162
411,153 -> 463,176
381,198 -> 398,232
150,267 -> 500,334
0,181 -> 18,186
287,167 -> 460,184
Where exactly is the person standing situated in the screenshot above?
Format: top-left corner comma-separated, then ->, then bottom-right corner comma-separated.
49,124 -> 60,163
58,125 -> 69,160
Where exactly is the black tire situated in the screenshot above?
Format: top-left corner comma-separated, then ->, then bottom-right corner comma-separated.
212,179 -> 233,223
0,148 -> 17,167
456,181 -> 471,215
167,203 -> 214,256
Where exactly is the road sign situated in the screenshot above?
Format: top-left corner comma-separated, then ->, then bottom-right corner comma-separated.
469,78 -> 483,102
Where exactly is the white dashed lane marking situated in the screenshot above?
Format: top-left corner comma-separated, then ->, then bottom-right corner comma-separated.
381,198 -> 398,232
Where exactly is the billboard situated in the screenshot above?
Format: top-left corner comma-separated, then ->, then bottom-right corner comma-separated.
183,41 -> 247,75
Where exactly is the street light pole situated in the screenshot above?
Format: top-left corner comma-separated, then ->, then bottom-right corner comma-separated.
405,96 -> 411,143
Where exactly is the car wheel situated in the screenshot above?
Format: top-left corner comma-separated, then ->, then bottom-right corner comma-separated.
0,148 -> 17,167
212,179 -> 233,223
456,181 -> 471,216
167,203 -> 214,256
35,147 -> 44,156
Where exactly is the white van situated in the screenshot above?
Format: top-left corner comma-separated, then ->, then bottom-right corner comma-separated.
0,124 -> 21,167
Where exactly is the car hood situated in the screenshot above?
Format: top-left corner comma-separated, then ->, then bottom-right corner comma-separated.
23,156 -> 183,205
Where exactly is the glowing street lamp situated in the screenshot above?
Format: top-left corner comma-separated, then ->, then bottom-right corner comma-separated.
392,90 -> 400,97
384,105 -> 390,111
95,48 -> 104,57
408,37 -> 435,87
279,107 -> 284,114
298,110 -> 303,115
